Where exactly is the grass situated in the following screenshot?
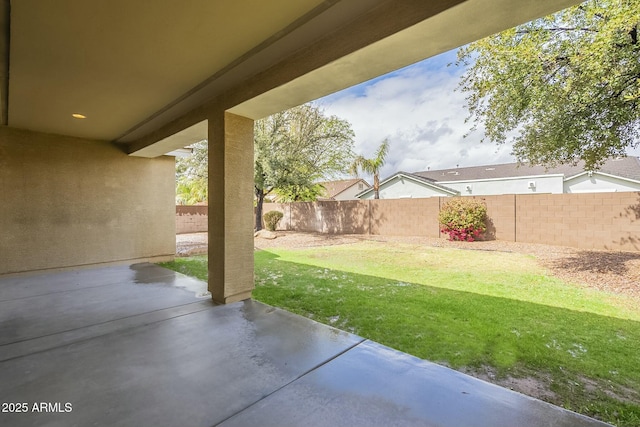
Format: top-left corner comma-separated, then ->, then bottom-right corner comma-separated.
160,241 -> 640,426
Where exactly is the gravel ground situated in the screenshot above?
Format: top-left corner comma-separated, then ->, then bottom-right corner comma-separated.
177,231 -> 640,301
176,232 -> 209,256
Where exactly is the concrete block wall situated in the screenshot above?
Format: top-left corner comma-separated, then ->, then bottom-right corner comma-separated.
370,198 -> 440,237
515,192 -> 640,251
267,201 -> 369,234
176,206 -> 208,234
480,195 -> 516,242
259,192 -> 640,252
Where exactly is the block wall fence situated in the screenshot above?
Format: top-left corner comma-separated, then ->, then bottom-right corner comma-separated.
176,192 -> 640,251
176,206 -> 208,234
261,193 -> 640,252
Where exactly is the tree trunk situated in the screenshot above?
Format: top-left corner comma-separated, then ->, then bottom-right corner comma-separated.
373,173 -> 380,199
255,188 -> 265,231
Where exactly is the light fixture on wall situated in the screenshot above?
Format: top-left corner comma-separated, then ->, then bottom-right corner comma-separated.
528,181 -> 536,189
72,113 -> 86,119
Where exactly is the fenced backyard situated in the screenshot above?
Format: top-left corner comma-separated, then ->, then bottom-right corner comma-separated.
163,232 -> 640,426
177,192 -> 640,252
170,192 -> 640,425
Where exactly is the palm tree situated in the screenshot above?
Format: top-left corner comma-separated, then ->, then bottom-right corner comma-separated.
350,139 -> 389,199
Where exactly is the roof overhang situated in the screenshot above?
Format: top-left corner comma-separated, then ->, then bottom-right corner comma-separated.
440,174 -> 566,185
3,0 -> 581,156
564,171 -> 640,185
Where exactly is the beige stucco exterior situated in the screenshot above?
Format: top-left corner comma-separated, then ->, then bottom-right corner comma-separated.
208,112 -> 255,304
0,127 -> 175,275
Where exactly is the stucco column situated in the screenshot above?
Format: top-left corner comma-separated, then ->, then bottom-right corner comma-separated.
208,111 -> 255,304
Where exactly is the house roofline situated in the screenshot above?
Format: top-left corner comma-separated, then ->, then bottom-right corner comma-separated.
356,172 -> 459,198
564,170 -> 640,185
332,178 -> 370,198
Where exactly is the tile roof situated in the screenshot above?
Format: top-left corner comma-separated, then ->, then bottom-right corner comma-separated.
318,179 -> 370,199
413,157 -> 640,182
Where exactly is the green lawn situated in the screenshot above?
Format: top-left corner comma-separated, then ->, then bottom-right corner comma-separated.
160,242 -> 640,426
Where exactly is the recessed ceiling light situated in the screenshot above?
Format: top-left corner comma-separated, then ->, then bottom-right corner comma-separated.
72,113 -> 86,119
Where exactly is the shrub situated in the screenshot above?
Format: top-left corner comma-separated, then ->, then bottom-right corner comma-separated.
438,198 -> 487,242
263,210 -> 284,231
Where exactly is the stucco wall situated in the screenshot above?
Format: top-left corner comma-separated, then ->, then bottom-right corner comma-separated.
564,173 -> 640,193
361,176 -> 447,199
0,126 -> 176,275
440,175 -> 564,196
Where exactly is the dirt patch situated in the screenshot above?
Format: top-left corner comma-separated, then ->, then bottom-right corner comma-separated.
543,251 -> 640,298
460,366 -> 558,402
460,366 -> 640,410
580,375 -> 640,406
176,232 -> 208,257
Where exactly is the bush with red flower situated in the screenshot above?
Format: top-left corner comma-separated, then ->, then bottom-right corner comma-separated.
438,198 -> 487,242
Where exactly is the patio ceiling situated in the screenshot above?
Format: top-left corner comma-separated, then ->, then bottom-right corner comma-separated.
2,0 -> 580,155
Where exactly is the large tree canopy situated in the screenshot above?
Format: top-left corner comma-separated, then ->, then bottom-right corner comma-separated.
457,0 -> 640,170
254,103 -> 355,229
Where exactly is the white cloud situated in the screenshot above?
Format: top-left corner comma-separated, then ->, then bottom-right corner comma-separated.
316,52 -> 516,182
317,49 -> 640,184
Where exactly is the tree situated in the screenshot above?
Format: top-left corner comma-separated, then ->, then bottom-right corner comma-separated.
175,139 -> 208,205
254,104 -> 355,230
273,183 -> 327,202
350,139 -> 389,199
457,0 -> 640,170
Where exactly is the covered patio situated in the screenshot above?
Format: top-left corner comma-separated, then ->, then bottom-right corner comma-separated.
0,0 -> 581,301
0,264 -> 607,426
0,0 -> 610,425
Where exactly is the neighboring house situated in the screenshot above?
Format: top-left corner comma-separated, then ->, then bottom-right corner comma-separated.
357,172 -> 458,199
318,179 -> 371,200
357,157 -> 640,199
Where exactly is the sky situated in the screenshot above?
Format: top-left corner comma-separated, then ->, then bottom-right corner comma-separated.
314,48 -> 518,182
316,47 -> 640,183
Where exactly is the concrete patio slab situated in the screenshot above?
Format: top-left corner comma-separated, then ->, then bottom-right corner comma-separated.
0,264 -> 210,347
221,340 -> 606,427
0,264 -> 610,426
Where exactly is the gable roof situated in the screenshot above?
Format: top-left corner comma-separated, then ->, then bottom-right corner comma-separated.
356,172 -> 458,198
413,157 -> 640,182
318,179 -> 370,199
